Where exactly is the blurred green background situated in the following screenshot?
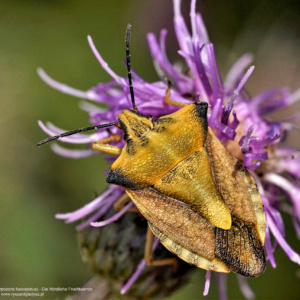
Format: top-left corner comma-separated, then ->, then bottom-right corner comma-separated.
1,0 -> 300,299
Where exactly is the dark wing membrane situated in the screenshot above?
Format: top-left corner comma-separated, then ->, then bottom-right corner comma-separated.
215,215 -> 266,277
149,223 -> 230,273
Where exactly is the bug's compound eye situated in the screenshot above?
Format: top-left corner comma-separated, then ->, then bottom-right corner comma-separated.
124,133 -> 133,142
146,115 -> 153,121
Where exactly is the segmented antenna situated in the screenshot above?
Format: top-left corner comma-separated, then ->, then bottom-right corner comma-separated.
37,122 -> 118,146
126,24 -> 137,112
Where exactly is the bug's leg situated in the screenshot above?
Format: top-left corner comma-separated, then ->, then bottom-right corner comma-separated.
113,193 -> 139,212
144,225 -> 179,272
92,133 -> 122,155
164,85 -> 187,107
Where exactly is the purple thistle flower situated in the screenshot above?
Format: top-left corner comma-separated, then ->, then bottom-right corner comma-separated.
38,0 -> 300,298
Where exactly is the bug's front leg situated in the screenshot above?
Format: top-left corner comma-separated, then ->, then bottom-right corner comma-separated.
144,225 -> 179,272
113,193 -> 139,212
92,133 -> 122,155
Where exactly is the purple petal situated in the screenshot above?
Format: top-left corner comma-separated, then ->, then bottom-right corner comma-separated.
147,31 -> 193,94
196,13 -> 209,45
173,0 -> 192,54
91,201 -> 133,227
121,238 -> 160,294
79,101 -> 108,113
192,41 -> 212,97
224,53 -> 254,92
264,222 -> 277,268
221,66 -> 254,125
275,151 -> 300,178
264,173 -> 300,219
177,49 -> 193,60
76,200 -> 113,231
173,0 -> 210,102
159,30 -> 194,93
121,259 -> 147,295
190,0 -> 197,38
50,143 -> 97,159
208,98 -> 222,129
87,35 -> 126,87
55,186 -> 121,223
244,152 -> 268,161
228,110 -> 239,130
206,44 -> 223,103
236,66 -> 254,94
215,273 -> 228,300
214,120 -> 237,140
195,92 -> 200,103
266,210 -> 300,264
37,68 -> 99,101
240,125 -> 254,153
252,88 -> 291,115
237,276 -> 255,300
245,161 -> 260,171
268,205 -> 286,238
203,270 -> 211,296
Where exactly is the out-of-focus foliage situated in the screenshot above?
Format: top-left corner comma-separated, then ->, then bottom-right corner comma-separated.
0,0 -> 299,299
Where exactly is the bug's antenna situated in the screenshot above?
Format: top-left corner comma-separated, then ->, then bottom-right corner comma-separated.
37,122 -> 118,147
126,24 -> 138,112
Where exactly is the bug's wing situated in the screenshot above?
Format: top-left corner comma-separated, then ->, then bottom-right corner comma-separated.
205,128 -> 266,245
126,187 -> 215,259
215,215 -> 266,277
126,186 -> 265,276
126,187 -> 230,273
149,223 -> 229,273
154,147 -> 232,230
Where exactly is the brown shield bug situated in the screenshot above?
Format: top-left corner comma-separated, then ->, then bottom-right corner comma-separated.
38,24 -> 266,277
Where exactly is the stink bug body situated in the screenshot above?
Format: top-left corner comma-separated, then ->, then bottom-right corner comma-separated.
38,25 -> 266,277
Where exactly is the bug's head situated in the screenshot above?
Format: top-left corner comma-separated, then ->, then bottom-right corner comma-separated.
118,110 -> 153,141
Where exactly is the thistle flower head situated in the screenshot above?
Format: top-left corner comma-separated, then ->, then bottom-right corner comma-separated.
39,0 -> 300,299
74,206 -> 192,300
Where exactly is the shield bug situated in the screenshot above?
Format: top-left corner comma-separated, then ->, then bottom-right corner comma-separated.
38,24 -> 266,277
